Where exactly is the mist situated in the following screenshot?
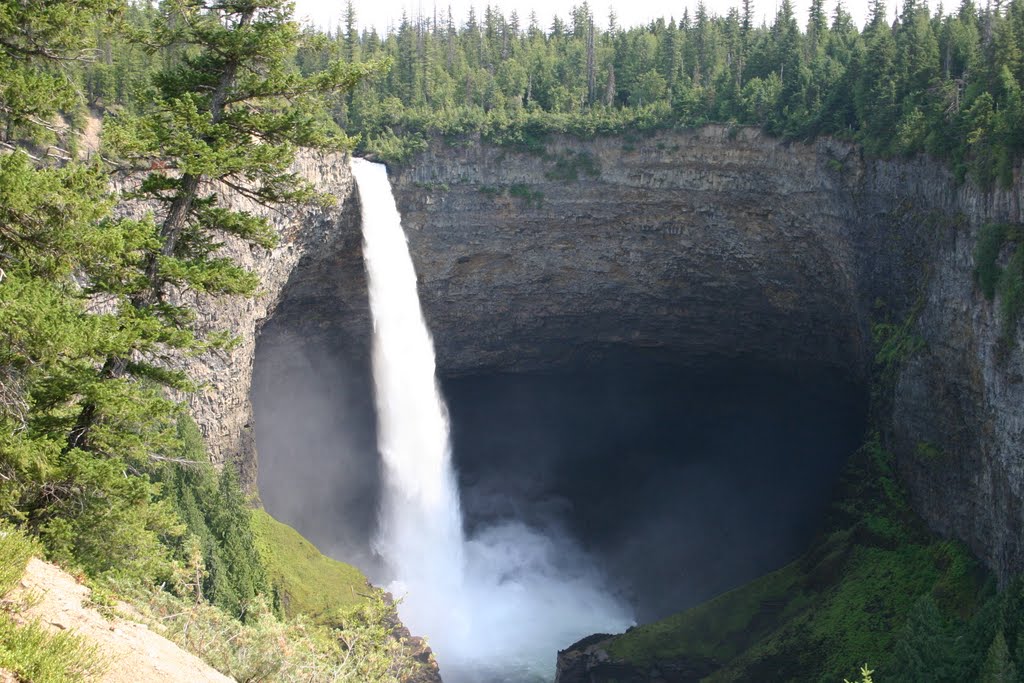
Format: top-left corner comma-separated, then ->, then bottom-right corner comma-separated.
254,337 -> 866,676
253,329 -> 640,680
252,332 -> 382,574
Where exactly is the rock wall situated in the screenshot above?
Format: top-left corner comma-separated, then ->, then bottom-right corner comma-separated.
174,151 -> 358,490
868,157 -> 1024,584
390,127 -> 869,377
210,127 -> 1024,591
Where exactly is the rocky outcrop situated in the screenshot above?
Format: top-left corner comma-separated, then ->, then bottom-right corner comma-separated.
555,632 -> 717,683
165,151 -> 359,490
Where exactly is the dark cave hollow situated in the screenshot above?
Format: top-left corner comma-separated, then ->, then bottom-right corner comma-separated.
443,359 -> 867,622
252,326 -> 867,623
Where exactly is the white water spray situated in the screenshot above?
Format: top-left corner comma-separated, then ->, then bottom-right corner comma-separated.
353,158 -> 633,682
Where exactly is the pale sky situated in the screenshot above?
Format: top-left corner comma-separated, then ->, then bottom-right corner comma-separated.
293,0 -> 874,36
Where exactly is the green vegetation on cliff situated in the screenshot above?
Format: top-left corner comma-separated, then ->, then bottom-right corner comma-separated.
251,509 -> 367,622
975,222 -> 1024,338
603,436 -> 996,681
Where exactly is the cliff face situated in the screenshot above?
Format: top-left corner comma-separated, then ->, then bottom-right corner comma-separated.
384,128 -> 1024,588
391,127 -> 869,377
205,127 -> 1024,602
873,158 -> 1024,583
171,151 -> 358,489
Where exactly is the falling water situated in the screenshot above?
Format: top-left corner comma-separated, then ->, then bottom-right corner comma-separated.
353,158 -> 633,682
354,157 -> 465,603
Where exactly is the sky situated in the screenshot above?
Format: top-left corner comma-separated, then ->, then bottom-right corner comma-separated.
292,0 -> 874,36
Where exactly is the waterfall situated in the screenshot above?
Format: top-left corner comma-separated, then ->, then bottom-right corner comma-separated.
353,158 -> 633,682
354,157 -> 465,605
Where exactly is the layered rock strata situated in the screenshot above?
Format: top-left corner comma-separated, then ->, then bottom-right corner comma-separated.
202,127 -> 1024,602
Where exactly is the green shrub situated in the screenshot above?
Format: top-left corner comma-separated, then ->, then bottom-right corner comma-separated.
972,223 -> 1024,338
364,128 -> 427,165
915,441 -> 946,461
997,246 -> 1024,336
544,151 -> 601,182
117,579 -> 415,682
872,302 -> 925,393
0,523 -> 38,594
508,183 -> 543,207
0,616 -> 103,683
845,664 -> 875,683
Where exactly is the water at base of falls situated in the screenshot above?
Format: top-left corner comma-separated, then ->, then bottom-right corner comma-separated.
353,158 -> 633,682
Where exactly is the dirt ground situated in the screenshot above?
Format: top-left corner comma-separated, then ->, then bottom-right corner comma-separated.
8,558 -> 233,683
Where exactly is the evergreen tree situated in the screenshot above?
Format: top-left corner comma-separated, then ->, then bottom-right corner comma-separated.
979,630 -> 1017,682
76,0 -> 372,455
890,595 -> 961,680
3,0 -> 371,582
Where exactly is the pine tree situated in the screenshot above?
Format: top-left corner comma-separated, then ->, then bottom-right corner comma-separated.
73,0 -> 373,455
891,595 -> 960,679
979,630 -> 1018,682
0,0 -> 121,143
0,0 -> 188,581
342,0 -> 359,63
808,0 -> 828,55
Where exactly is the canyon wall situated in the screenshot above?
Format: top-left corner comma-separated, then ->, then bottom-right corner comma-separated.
390,127 -> 869,377
386,127 -> 1024,585
171,151 -> 359,489
201,127 -> 1024,590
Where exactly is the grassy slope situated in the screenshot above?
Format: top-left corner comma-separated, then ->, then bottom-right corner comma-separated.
606,437 -> 992,681
250,509 -> 368,623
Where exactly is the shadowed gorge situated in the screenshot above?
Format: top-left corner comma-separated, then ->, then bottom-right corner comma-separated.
445,362 -> 867,624
253,337 -> 867,622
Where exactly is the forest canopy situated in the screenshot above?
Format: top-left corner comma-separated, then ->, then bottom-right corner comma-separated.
271,0 -> 1021,185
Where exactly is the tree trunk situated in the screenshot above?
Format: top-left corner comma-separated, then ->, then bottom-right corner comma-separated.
68,6 -> 254,453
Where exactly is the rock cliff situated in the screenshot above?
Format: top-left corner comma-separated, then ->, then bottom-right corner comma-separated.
392,127 -> 868,377
199,126 -> 1024,620
164,150 -> 359,489
385,126 -> 1024,590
